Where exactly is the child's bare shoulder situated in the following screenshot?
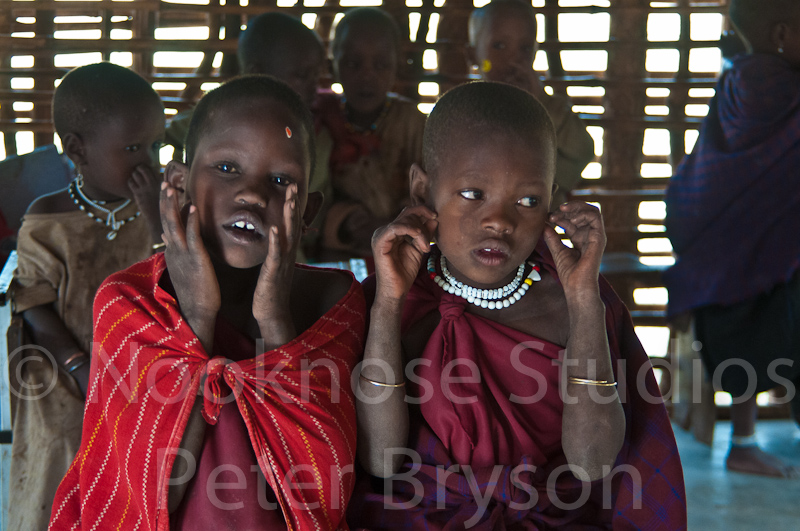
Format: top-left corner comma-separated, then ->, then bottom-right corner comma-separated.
25,188 -> 75,216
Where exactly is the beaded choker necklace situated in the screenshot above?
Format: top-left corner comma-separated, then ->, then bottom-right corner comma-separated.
427,253 -> 541,310
68,177 -> 140,240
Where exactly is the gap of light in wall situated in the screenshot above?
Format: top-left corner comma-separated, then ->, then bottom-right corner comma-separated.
685,130 -> 699,154
642,128 -> 671,156
639,201 -> 666,220
634,326 -> 670,358
586,126 -> 604,156
155,26 -> 209,40
647,13 -> 680,41
110,52 -> 133,67
561,51 -> 608,71
10,56 -> 34,68
566,86 -> 605,97
646,87 -> 670,98
690,13 -> 723,41
688,48 -> 721,73
641,163 -> 672,178
582,162 -> 602,179
637,238 -> 673,254
426,14 -> 440,43
688,88 -> 715,98
646,49 -> 680,72
558,13 -> 610,42
633,287 -> 669,306
637,224 -> 666,233
409,13 -> 421,43
639,256 -> 675,267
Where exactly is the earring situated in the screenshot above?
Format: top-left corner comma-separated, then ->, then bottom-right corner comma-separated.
779,45 -> 785,53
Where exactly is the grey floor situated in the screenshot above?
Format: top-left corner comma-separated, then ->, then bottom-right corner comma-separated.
676,420 -> 800,530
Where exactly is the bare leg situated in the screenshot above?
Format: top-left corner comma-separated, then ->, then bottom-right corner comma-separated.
726,395 -> 799,478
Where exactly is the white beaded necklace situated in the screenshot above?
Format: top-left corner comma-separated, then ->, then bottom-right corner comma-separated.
427,253 -> 541,310
69,176 -> 140,240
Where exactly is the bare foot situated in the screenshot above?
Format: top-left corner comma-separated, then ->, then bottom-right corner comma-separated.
726,446 -> 800,478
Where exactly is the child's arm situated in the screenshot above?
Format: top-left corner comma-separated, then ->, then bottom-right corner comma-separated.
22,305 -> 90,396
130,163 -> 167,245
358,206 -> 437,477
544,202 -> 625,481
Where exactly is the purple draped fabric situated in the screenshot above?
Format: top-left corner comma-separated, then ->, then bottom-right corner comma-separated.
348,244 -> 686,530
665,53 -> 800,317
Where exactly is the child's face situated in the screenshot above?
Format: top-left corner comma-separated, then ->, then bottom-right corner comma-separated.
80,101 -> 165,199
472,9 -> 538,88
260,39 -> 324,108
424,130 -> 555,289
185,98 -> 310,269
334,25 -> 397,115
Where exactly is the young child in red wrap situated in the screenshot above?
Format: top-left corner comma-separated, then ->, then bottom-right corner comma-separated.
348,81 -> 686,530
49,76 -> 366,530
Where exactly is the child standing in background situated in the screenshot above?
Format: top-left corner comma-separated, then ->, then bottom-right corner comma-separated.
317,7 -> 427,259
49,75 -> 366,531
665,0 -> 800,478
468,0 -> 594,206
9,62 -> 165,531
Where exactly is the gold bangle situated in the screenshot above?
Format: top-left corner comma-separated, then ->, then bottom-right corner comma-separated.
359,374 -> 406,388
152,242 -> 166,251
567,377 -> 617,387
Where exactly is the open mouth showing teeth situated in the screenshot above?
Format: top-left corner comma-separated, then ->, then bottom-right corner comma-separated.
232,220 -> 256,232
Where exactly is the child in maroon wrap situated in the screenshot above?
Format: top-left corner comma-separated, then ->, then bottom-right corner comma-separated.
349,81 -> 686,530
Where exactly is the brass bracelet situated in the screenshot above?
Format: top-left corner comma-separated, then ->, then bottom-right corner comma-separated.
152,242 -> 166,251
359,374 -> 406,388
567,377 -> 617,387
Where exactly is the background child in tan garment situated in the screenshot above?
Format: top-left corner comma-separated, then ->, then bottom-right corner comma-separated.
468,0 -> 595,206
316,7 -> 427,259
9,62 -> 164,531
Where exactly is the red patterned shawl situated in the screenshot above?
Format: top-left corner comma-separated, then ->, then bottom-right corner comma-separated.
349,243 -> 686,530
49,254 -> 366,531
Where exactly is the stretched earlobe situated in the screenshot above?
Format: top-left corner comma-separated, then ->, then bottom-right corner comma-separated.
409,163 -> 432,208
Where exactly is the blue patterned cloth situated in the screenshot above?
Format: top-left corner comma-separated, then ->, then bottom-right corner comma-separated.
665,54 -> 800,317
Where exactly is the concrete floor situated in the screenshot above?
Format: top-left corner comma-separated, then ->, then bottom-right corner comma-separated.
675,420 -> 800,530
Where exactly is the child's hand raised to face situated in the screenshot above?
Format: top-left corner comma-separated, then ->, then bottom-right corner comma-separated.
160,180 -> 221,351
372,205 -> 438,302
252,183 -> 303,347
543,201 -> 606,300
129,163 -> 166,244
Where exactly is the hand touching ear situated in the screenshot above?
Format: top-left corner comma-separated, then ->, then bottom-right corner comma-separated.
372,206 -> 438,302
543,201 -> 606,299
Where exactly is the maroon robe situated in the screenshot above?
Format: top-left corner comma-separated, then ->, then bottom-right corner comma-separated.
348,245 -> 686,530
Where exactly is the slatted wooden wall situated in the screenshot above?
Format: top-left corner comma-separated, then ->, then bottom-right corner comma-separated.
1,0 -> 736,395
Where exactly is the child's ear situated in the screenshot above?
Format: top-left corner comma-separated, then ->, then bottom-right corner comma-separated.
302,191 -> 324,229
164,160 -> 188,193
62,133 -> 87,167
550,182 -> 559,209
409,163 -> 431,207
